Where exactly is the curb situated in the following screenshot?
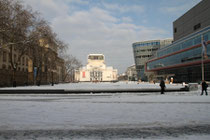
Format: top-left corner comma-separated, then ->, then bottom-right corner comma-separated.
0,88 -> 189,94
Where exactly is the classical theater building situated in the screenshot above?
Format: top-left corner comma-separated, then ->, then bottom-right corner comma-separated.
75,54 -> 118,82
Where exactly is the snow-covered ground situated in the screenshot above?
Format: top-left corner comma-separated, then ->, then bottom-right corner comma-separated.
0,81 -> 185,90
0,82 -> 210,139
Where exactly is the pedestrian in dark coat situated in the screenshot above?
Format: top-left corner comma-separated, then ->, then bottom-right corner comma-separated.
160,79 -> 165,94
201,80 -> 208,96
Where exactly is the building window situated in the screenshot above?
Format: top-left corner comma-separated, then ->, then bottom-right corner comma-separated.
9,54 -> 11,63
174,28 -> 177,33
13,54 -> 16,63
26,58 -> 28,66
2,64 -> 6,69
22,57 -> 25,66
194,23 -> 201,31
3,51 -> 7,62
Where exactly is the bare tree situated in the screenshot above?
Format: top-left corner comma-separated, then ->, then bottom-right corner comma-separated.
29,19 -> 54,85
0,0 -> 38,86
0,0 -> 70,86
30,18 -> 69,85
62,55 -> 82,82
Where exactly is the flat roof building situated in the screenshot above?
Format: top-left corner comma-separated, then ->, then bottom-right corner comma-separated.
173,0 -> 210,41
132,39 -> 172,81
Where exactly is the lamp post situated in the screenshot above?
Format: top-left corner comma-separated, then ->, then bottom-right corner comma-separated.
34,66 -> 37,85
51,70 -> 54,86
201,35 -> 205,81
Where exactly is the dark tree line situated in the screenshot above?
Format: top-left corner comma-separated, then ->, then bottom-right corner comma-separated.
0,0 -> 81,85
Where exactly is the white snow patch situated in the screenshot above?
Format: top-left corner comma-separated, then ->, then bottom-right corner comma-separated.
0,82 -> 210,139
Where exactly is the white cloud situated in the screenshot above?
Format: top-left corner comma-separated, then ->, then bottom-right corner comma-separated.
22,0 -> 69,19
159,0 -> 201,16
160,5 -> 189,16
51,8 -> 168,72
102,2 -> 145,13
65,0 -> 89,5
21,0 -> 169,73
121,17 -> 133,23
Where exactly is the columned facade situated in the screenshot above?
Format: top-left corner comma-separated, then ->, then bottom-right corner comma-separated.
75,54 -> 118,82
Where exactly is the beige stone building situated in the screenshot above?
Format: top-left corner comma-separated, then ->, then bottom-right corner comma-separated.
0,38 -> 65,87
0,46 -> 29,86
125,65 -> 137,81
75,54 -> 118,82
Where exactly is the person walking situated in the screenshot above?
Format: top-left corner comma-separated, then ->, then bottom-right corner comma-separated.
201,80 -> 208,96
160,79 -> 165,94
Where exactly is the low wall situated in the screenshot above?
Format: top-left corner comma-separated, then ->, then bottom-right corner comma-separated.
0,87 -> 189,94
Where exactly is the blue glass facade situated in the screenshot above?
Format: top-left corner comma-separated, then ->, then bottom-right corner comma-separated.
157,28 -> 210,58
133,41 -> 160,48
147,29 -> 210,70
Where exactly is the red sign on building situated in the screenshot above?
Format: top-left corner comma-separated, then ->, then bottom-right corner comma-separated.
82,71 -> 85,78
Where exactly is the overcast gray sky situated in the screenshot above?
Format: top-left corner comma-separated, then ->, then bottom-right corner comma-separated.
22,0 -> 201,73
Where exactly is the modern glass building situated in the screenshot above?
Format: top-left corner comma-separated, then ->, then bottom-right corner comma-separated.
146,26 -> 210,83
132,39 -> 172,80
146,0 -> 210,83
